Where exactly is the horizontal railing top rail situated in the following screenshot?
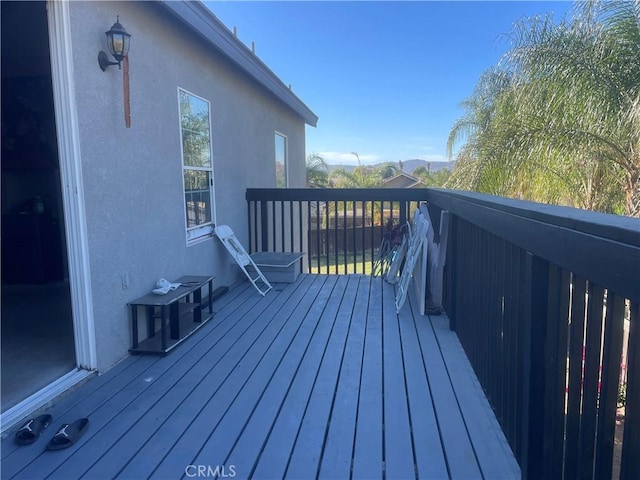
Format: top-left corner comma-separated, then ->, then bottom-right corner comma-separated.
425,188 -> 640,303
246,187 -> 431,203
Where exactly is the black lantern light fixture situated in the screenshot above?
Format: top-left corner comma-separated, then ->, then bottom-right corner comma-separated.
98,16 -> 131,71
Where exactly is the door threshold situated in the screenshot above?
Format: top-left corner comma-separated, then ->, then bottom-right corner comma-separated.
0,368 -> 94,435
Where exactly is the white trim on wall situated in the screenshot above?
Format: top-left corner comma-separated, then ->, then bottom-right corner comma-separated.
47,0 -> 97,370
177,87 -> 217,246
0,369 -> 92,434
0,1 -> 97,429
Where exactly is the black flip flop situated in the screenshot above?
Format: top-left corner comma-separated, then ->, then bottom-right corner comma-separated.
45,418 -> 89,451
14,414 -> 52,445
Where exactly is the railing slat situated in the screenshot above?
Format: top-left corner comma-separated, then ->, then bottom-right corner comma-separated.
580,284 -> 605,478
519,252 -> 548,480
511,243 -> 523,459
565,275 -> 587,478
621,302 -> 639,480
542,265 -> 570,479
595,293 -> 626,479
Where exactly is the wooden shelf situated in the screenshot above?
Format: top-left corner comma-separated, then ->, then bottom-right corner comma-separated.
128,275 -> 215,355
129,310 -> 213,355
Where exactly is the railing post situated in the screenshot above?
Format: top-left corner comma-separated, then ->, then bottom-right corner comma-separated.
427,202 -> 443,244
447,214 -> 458,331
519,252 -> 548,480
399,200 -> 407,226
260,200 -> 268,252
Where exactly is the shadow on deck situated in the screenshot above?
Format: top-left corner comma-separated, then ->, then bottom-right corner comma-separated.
1,274 -> 519,479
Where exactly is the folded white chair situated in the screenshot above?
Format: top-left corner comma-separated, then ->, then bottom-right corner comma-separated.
395,211 -> 429,313
214,225 -> 273,296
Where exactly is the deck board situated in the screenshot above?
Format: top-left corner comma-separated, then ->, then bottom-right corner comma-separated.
399,285 -> 450,478
1,274 -> 519,480
250,275 -> 346,479
149,275 -> 318,480
381,280 -> 417,479
76,282 -> 278,479
28,282 -> 264,480
413,294 -> 484,479
318,275 -> 369,479
426,309 -> 521,479
351,276 -> 384,479
188,275 -> 330,478
285,276 -> 361,478
225,275 -> 340,477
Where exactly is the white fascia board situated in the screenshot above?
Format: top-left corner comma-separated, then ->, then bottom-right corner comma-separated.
158,0 -> 318,127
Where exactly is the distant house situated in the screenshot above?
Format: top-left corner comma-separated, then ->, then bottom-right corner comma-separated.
1,0 -> 316,425
384,172 -> 425,188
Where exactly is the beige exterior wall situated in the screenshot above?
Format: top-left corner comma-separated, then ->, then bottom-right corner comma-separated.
69,1 -> 309,370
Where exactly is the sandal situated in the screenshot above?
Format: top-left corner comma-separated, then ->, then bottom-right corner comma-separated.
45,418 -> 89,451
14,414 -> 52,445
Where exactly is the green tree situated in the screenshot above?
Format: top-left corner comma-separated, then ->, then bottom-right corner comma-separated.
414,166 -> 452,187
448,1 -> 639,216
330,166 -> 383,188
376,162 -> 400,179
329,152 -> 383,188
446,68 -> 515,195
306,153 -> 330,188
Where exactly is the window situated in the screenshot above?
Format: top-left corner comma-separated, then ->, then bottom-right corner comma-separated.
179,88 -> 215,244
275,132 -> 287,188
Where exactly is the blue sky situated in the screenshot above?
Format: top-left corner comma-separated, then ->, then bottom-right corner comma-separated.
206,1 -> 573,165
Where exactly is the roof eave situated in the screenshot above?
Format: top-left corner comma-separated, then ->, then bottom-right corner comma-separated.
157,0 -> 318,127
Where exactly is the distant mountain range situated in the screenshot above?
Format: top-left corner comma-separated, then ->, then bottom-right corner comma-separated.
326,159 -> 456,174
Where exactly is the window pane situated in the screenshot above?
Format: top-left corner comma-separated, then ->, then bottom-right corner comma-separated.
180,91 -> 211,168
275,133 -> 287,188
184,170 -> 212,228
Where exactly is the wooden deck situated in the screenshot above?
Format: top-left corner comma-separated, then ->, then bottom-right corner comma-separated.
1,274 -> 519,479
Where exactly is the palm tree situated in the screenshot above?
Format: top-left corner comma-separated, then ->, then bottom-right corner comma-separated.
447,1 -> 640,216
376,162 -> 400,179
446,68 -> 514,195
414,166 -> 451,188
329,166 -> 383,188
330,151 -> 383,188
306,153 -> 330,188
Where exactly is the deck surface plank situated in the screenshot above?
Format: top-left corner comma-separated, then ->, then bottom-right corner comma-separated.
1,275 -> 519,480
187,275 -> 331,477
399,287 -> 450,478
285,276 -> 361,478
318,275 -> 370,479
75,281 -> 277,480
413,294 -> 485,479
351,276 -> 384,479
232,275 -> 344,479
426,309 -> 521,479
29,283 -> 261,480
148,275 -> 317,480
381,280 -> 417,479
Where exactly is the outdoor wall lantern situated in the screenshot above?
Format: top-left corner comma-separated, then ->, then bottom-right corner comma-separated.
98,16 -> 131,71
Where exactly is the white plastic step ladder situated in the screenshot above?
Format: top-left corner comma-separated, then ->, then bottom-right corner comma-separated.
214,225 -> 273,296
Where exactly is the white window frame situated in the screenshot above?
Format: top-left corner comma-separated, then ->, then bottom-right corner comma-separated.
178,87 -> 216,245
275,131 -> 288,188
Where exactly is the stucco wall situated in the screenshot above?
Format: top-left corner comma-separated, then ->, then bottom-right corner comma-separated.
69,1 -> 308,371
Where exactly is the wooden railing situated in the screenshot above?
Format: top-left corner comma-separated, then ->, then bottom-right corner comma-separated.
425,188 -> 640,480
246,187 -> 639,479
245,188 -> 427,273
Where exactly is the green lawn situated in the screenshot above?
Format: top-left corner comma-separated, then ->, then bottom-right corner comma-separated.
308,251 -> 380,275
